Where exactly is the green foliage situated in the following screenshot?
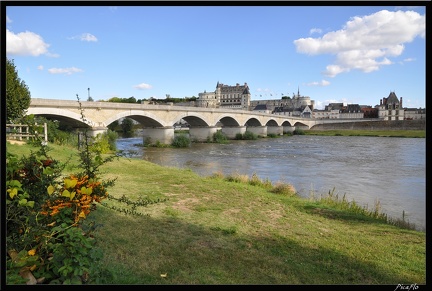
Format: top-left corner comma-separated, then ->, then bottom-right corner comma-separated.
46,225 -> 103,284
293,128 -> 305,135
145,96 -> 197,104
121,118 -> 135,134
107,120 -> 119,132
88,130 -> 118,154
6,58 -> 31,123
211,130 -> 228,143
108,96 -> 136,103
102,195 -> 168,217
243,131 -> 258,140
143,137 -> 152,146
235,131 -> 258,140
20,115 -> 79,146
172,134 -> 191,148
105,129 -> 119,151
270,182 -> 297,197
235,133 -> 243,140
6,95 -> 118,284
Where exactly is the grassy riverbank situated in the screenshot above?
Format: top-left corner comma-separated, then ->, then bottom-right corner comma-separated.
302,129 -> 426,138
6,141 -> 426,285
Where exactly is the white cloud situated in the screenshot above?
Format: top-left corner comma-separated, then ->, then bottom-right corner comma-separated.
294,10 -> 425,77
256,88 -> 271,93
6,29 -> 53,57
309,28 -> 322,35
133,83 -> 152,90
306,80 -> 330,87
37,65 -> 44,70
314,100 -> 325,110
68,33 -> 98,42
48,67 -> 83,75
81,33 -> 98,42
403,57 -> 416,62
7,15 -> 12,23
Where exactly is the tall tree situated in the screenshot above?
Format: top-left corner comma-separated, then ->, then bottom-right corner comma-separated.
6,58 -> 31,123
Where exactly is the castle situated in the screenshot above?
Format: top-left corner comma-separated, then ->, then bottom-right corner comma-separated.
196,82 -> 251,110
196,82 -> 314,115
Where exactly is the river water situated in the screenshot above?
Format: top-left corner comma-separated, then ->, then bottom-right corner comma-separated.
116,135 -> 426,231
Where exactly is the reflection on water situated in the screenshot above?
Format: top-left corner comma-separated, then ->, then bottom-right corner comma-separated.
116,135 -> 426,231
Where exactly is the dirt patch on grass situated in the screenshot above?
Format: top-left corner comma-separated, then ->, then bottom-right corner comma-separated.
7,139 -> 27,145
173,197 -> 200,212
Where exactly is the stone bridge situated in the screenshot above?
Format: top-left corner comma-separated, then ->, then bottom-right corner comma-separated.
26,98 -> 381,144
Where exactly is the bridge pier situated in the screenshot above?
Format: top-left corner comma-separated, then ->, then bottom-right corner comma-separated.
189,126 -> 222,142
295,125 -> 310,131
267,126 -> 283,136
247,126 -> 267,137
142,126 -> 174,145
221,126 -> 247,139
89,127 -> 108,137
283,125 -> 296,134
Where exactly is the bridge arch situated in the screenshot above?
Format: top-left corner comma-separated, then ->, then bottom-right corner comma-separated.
245,117 -> 262,127
293,121 -> 310,129
104,110 -> 165,127
218,116 -> 241,127
281,120 -> 293,127
181,115 -> 209,127
26,107 -> 94,128
265,119 -> 279,126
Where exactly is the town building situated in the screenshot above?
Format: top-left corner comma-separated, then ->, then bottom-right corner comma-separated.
196,82 -> 251,110
312,103 -> 363,119
377,91 -> 404,120
196,84 -> 425,121
361,106 -> 379,118
250,87 -> 315,114
404,108 -> 426,120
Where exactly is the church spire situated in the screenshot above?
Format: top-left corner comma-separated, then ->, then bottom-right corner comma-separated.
298,86 -> 300,97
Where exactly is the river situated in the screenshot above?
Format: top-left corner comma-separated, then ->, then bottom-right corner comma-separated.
116,135 -> 426,231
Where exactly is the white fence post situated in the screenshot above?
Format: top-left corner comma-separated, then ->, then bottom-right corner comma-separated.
44,123 -> 48,143
6,123 -> 48,143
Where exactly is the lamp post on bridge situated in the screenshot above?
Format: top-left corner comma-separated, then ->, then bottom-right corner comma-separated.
87,88 -> 93,102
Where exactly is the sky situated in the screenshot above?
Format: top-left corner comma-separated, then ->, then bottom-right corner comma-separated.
4,4 -> 426,110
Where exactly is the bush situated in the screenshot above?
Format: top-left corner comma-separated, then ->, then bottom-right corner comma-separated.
121,118 -> 134,134
6,97 -> 117,285
235,133 -> 243,140
107,120 -> 119,132
212,130 -> 228,143
90,130 -> 118,153
172,134 -> 191,148
293,128 -> 305,135
243,131 -> 257,140
270,182 -> 297,197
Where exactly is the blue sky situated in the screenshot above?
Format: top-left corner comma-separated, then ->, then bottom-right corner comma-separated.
5,4 -> 426,109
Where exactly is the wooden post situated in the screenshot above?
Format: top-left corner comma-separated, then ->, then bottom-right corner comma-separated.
44,123 -> 48,143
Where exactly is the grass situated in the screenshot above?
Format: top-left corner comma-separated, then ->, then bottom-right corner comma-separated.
6,140 -> 426,285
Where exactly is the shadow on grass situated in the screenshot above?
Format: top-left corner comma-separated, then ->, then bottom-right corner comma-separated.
88,206 -> 423,285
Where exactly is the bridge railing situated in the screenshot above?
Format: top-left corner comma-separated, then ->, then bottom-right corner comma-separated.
6,123 -> 48,143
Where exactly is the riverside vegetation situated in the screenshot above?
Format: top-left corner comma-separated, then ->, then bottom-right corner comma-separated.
6,126 -> 426,284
